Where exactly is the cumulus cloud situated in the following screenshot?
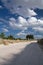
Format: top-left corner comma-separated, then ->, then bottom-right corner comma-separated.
28,17 -> 38,26
28,17 -> 43,27
18,16 -> 28,26
9,16 -> 28,30
9,16 -> 39,31
9,16 -> 43,38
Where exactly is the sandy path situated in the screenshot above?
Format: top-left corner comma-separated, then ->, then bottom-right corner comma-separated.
0,41 -> 32,64
0,41 -> 43,65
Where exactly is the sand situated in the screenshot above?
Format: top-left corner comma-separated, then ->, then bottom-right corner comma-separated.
0,41 -> 43,65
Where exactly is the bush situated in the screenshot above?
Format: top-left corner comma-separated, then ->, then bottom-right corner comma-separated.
7,35 -> 15,40
37,39 -> 43,45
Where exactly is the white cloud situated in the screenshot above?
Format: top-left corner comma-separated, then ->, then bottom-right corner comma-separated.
17,30 -> 28,38
17,32 -> 26,36
9,16 -> 43,35
9,16 -> 43,39
0,6 -> 3,8
1,0 -> 37,17
17,30 -> 30,38
33,27 -> 43,32
28,17 -> 43,27
9,21 -> 24,30
2,28 -> 9,32
27,9 -> 37,17
28,17 -> 38,26
38,19 -> 43,26
1,0 -> 43,12
10,17 -> 16,22
34,35 -> 43,39
18,16 -> 28,26
17,8 -> 37,17
0,18 -> 8,25
9,16 -> 28,30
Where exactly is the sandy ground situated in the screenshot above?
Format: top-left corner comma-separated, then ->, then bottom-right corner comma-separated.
0,41 -> 43,65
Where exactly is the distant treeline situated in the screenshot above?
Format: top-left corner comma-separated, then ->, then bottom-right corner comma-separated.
0,32 -> 34,40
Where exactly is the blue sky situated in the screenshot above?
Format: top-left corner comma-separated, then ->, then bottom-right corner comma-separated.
0,0 -> 43,39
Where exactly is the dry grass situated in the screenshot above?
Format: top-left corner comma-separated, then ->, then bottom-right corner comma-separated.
0,39 -> 35,45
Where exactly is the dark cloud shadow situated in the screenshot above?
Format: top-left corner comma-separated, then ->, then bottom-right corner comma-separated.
1,42 -> 43,65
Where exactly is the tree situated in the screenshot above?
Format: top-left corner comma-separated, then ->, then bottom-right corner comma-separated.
26,34 -> 34,40
0,33 -> 5,39
7,35 -> 14,40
